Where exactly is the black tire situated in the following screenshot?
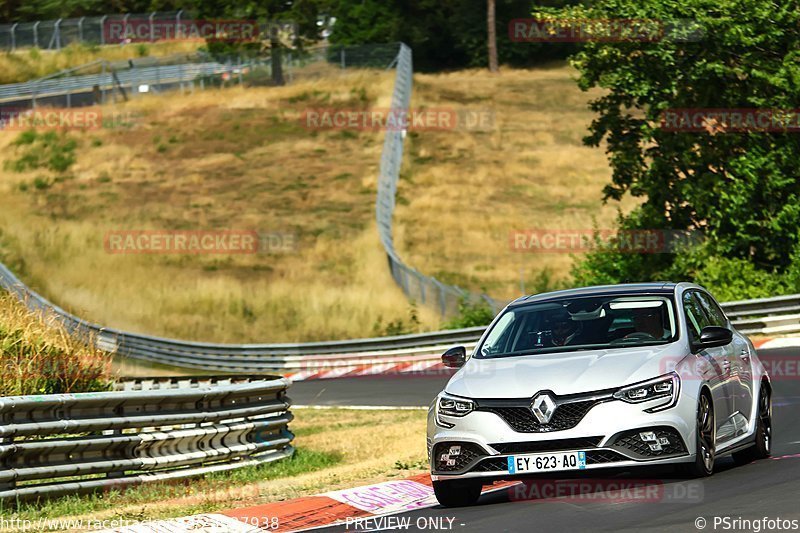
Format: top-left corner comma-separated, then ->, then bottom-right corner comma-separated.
679,392 -> 716,477
733,385 -> 772,465
432,479 -> 482,507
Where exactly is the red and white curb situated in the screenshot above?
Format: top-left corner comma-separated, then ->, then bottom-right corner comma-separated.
100,474 -> 514,533
755,336 -> 800,350
285,359 -> 447,381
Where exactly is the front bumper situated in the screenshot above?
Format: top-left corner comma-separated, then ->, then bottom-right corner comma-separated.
428,390 -> 696,481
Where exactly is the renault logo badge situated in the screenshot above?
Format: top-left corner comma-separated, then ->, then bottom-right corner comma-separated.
530,392 -> 557,423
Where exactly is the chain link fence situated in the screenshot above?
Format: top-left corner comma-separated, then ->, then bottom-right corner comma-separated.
0,12 -> 189,50
376,44 -> 503,317
0,43 -> 402,112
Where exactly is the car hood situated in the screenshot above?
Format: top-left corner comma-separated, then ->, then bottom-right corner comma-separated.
445,344 -> 680,399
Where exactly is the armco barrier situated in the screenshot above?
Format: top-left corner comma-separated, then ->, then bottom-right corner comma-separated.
2,260 -> 800,373
0,378 -> 293,502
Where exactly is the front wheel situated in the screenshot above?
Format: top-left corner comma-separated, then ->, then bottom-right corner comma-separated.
679,392 -> 716,477
733,385 -> 772,465
432,479 -> 482,507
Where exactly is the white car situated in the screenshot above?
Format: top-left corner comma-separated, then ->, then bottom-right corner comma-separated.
427,283 -> 772,507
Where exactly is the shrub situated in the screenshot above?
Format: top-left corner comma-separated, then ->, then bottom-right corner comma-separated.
0,295 -> 113,396
443,298 -> 495,329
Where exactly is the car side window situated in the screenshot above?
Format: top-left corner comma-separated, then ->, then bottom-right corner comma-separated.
682,291 -> 711,340
695,292 -> 728,327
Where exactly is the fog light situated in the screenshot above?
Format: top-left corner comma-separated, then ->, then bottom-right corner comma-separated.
448,445 -> 462,456
658,437 -> 670,445
648,443 -> 663,452
639,431 -> 657,442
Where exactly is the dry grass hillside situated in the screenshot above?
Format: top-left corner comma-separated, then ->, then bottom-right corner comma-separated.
0,63 -> 630,343
0,69 -> 441,342
396,65 -> 638,300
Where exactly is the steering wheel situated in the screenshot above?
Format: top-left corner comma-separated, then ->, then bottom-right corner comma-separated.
623,331 -> 657,341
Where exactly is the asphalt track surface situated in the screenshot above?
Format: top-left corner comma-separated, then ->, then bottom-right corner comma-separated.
301,347 -> 800,532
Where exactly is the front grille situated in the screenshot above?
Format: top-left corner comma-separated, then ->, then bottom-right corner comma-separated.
585,450 -> 627,464
432,442 -> 486,472
472,457 -> 508,472
478,400 -> 600,433
490,437 -> 603,454
611,427 -> 687,459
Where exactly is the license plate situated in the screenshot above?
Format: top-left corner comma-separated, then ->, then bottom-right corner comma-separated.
507,451 -> 586,474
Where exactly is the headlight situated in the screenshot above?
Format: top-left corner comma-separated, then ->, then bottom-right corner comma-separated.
613,372 -> 680,412
435,394 -> 474,427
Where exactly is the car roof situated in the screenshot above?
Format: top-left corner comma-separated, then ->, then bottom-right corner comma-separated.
508,282 -> 678,308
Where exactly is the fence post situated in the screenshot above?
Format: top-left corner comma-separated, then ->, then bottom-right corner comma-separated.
340,49 -> 345,69
149,12 -> 156,43
238,56 -> 243,85
100,16 -> 107,45
10,23 -> 17,51
175,9 -> 183,39
54,19 -> 62,49
122,14 -> 130,44
78,17 -> 85,43
33,21 -> 40,48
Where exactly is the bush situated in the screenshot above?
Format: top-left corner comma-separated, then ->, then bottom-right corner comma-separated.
443,299 -> 495,329
6,130 -> 78,174
0,295 -> 113,396
573,238 -> 800,302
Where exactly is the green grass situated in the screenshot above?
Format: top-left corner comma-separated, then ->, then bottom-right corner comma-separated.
2,449 -> 341,521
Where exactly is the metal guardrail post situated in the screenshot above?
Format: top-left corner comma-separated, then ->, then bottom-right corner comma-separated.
0,436 -> 14,492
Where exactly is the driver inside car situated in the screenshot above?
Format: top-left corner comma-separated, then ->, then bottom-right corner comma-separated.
551,314 -> 581,346
625,307 -> 669,340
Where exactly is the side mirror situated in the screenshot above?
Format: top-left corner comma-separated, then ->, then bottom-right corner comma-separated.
693,326 -> 733,351
442,346 -> 467,368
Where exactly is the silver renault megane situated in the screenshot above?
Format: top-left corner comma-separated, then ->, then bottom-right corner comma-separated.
427,283 -> 772,507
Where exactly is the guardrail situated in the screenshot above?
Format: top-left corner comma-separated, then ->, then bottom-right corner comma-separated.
375,43 -> 502,317
0,378 -> 293,502
0,60 -> 233,104
2,260 -> 799,375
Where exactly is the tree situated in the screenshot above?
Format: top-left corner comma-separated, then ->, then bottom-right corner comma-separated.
487,0 -> 498,72
560,0 -> 800,286
329,0 -> 581,72
191,0 -> 325,86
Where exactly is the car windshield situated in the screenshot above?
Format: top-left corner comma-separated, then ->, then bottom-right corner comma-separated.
477,295 -> 677,358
